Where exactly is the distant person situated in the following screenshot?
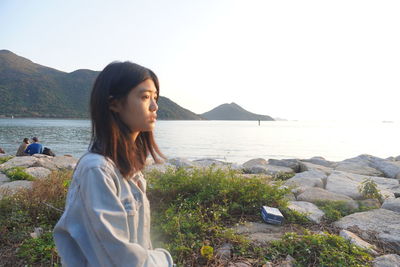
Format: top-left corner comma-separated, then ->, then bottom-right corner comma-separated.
53,61 -> 173,266
16,138 -> 30,156
24,137 -> 44,155
0,147 -> 5,154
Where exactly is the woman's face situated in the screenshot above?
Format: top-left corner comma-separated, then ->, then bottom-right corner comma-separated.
111,79 -> 158,136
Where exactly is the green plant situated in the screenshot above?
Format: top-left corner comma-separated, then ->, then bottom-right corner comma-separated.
358,178 -> 383,203
0,155 -> 14,164
147,167 -> 290,265
4,166 -> 35,181
265,231 -> 373,266
280,207 -> 311,225
0,169 -> 72,265
315,200 -> 356,223
273,172 -> 295,181
17,231 -> 60,265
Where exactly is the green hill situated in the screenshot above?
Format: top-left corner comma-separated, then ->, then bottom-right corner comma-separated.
201,102 -> 274,121
0,50 -> 203,120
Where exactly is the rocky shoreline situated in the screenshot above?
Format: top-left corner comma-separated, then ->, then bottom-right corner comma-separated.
1,153 -> 400,266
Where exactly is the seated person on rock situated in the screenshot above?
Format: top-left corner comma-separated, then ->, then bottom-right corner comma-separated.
0,147 -> 5,154
25,137 -> 44,155
16,137 -> 30,156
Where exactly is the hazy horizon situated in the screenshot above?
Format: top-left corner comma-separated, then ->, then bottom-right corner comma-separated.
1,0 -> 399,121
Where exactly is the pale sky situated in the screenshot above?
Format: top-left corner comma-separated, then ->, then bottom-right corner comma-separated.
1,0 -> 399,121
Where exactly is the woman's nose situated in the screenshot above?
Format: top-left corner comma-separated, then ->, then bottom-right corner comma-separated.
150,99 -> 158,112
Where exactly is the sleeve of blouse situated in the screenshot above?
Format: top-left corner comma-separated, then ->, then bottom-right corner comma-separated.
79,166 -> 173,267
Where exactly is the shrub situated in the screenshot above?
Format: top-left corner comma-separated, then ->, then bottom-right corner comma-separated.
147,167 -> 290,265
17,232 -> 60,266
4,166 -> 35,181
265,231 -> 373,266
0,169 -> 71,265
0,155 -> 14,164
358,178 -> 383,203
273,172 -> 295,181
314,200 -> 356,223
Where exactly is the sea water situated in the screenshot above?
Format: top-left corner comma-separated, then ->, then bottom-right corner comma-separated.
0,118 -> 399,164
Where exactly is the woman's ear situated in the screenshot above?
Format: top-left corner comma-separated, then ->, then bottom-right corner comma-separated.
109,98 -> 122,113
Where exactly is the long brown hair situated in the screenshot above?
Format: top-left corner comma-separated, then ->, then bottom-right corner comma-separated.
89,61 -> 164,178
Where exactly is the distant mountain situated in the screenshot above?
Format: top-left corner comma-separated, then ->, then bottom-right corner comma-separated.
0,50 -> 202,120
201,102 -> 274,121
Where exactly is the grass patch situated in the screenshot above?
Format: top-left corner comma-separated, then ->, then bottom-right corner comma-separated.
0,155 -> 14,164
146,167 -> 290,265
3,166 -> 35,181
265,231 -> 373,266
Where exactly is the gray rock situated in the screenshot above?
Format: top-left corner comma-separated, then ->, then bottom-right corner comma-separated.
298,161 -> 334,175
0,156 -> 38,170
287,201 -> 325,223
0,173 -> 10,185
339,229 -> 378,255
24,167 -> 52,179
395,155 -> 400,161
193,158 -> 229,167
301,156 -> 337,168
232,222 -> 285,244
338,154 -> 400,178
166,158 -> 195,168
382,198 -> 400,213
326,171 -> 399,200
35,156 -> 78,170
242,158 -> 268,168
268,159 -> 301,172
335,157 -> 384,177
372,254 -> 400,267
145,163 -> 176,173
0,180 -> 33,199
285,170 -> 326,192
215,243 -> 232,261
333,209 -> 400,253
244,164 -> 294,175
297,187 -> 359,210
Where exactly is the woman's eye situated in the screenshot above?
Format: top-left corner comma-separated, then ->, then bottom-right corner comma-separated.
142,95 -> 150,100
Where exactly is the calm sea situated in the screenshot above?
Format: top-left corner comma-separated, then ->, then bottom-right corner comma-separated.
0,118 -> 399,164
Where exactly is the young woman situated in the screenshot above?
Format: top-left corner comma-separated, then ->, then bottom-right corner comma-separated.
53,62 -> 173,266
16,137 -> 30,156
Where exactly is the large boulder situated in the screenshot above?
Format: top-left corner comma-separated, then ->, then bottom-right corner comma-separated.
301,156 -> 337,168
298,161 -> 334,175
0,156 -> 38,170
287,201 -> 325,223
382,198 -> 400,213
167,157 -> 195,168
284,170 -> 326,192
326,171 -> 399,200
232,222 -> 286,244
267,159 -> 301,172
242,158 -> 268,168
296,187 -> 359,210
0,180 -> 33,199
337,154 -> 400,178
335,156 -> 384,177
333,209 -> 400,253
372,254 -> 400,267
339,229 -> 378,255
244,164 -> 294,176
24,167 -> 52,179
34,155 -> 77,170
